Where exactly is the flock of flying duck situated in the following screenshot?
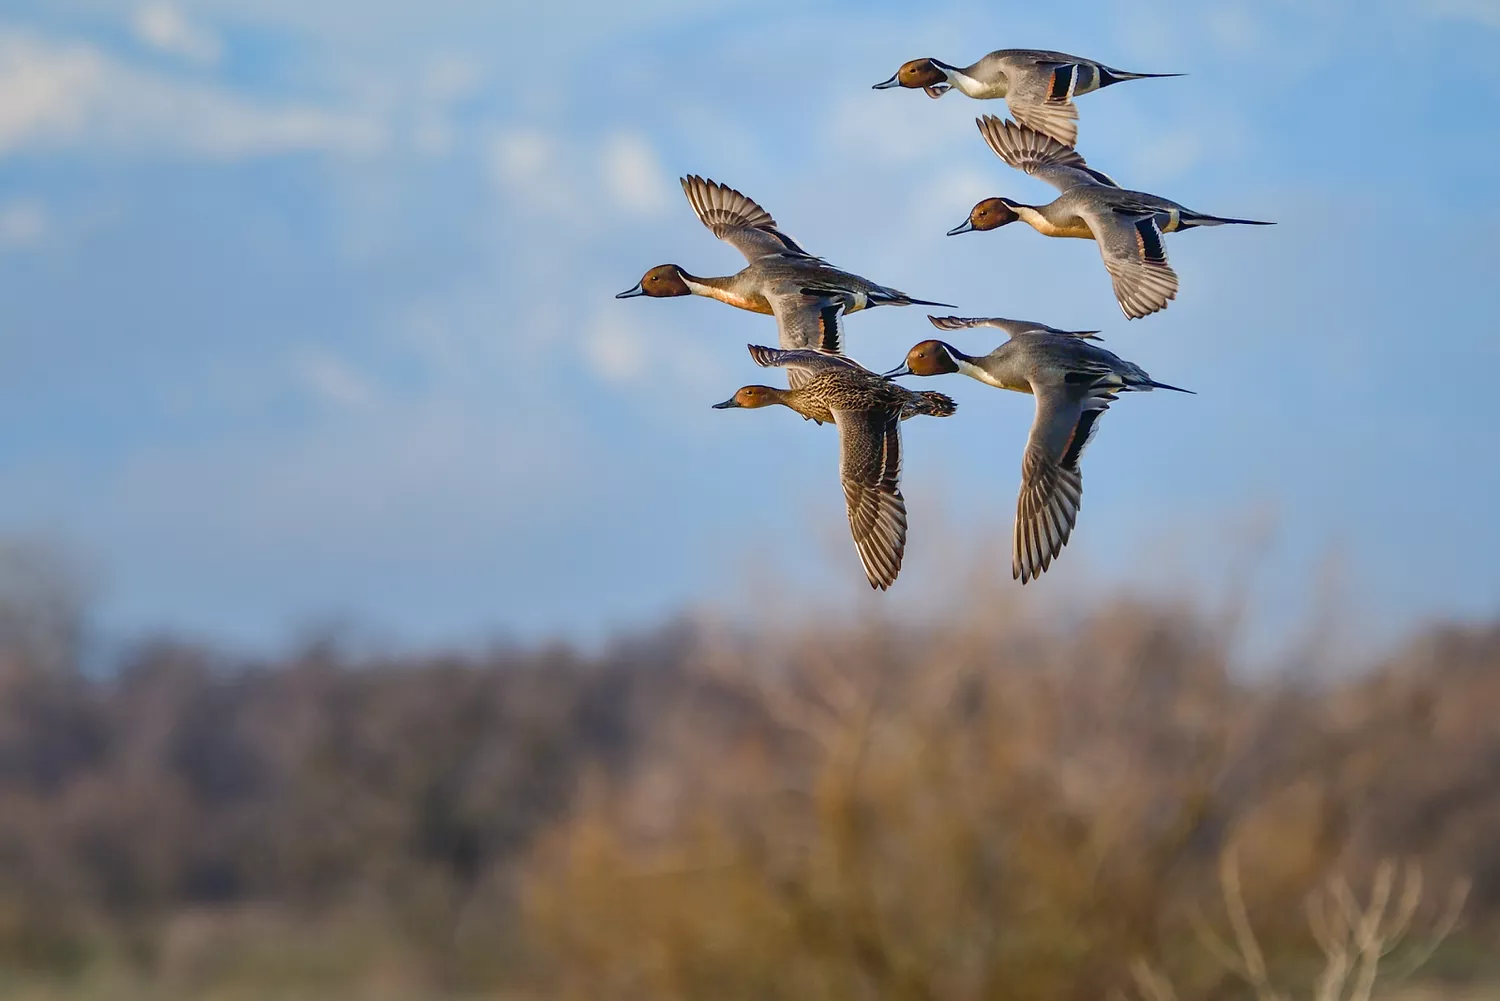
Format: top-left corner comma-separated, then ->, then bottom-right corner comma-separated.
617,47 -> 1272,589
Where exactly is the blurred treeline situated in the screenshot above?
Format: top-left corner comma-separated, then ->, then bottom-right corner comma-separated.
0,545 -> 1497,1000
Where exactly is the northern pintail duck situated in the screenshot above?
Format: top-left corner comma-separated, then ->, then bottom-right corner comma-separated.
886,315 -> 1192,584
713,345 -> 956,590
872,49 -> 1181,147
618,176 -> 953,386
951,118 -> 1273,319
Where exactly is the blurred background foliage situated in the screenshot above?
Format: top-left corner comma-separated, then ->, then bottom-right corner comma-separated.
0,540 -> 1495,1000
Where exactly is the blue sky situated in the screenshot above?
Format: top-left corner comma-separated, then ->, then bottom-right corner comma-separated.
1,0 -> 1497,652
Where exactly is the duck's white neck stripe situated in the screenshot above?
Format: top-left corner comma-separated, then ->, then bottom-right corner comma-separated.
1012,205 -> 1048,227
941,66 -> 997,97
956,356 -> 1004,388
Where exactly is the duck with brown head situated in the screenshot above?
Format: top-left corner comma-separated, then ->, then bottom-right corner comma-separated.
618,176 -> 953,385
615,264 -> 693,300
711,385 -> 785,410
871,58 -> 953,98
886,339 -> 963,378
959,117 -> 1272,319
946,198 -> 1021,236
885,314 -> 1192,585
712,344 -> 956,591
872,48 -> 1183,147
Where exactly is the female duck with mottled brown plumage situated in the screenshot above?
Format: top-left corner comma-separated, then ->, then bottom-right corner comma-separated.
713,345 -> 955,591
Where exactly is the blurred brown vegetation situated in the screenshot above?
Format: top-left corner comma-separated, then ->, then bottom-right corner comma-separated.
0,543 -> 1497,999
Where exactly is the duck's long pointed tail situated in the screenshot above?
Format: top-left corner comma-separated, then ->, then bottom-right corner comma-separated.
871,290 -> 957,309
1180,210 -> 1275,228
1098,68 -> 1186,87
1140,378 -> 1195,394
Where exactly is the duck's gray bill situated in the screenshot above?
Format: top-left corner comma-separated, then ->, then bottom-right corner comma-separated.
711,397 -> 741,409
615,282 -> 646,298
872,73 -> 900,90
882,364 -> 914,379
946,219 -> 976,236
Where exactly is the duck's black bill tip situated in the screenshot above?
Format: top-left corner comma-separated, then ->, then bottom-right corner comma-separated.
882,364 -> 914,380
615,283 -> 646,299
711,398 -> 741,409
872,74 -> 900,90
946,220 -> 976,236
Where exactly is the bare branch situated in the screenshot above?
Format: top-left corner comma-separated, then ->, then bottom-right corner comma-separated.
1220,847 -> 1274,991
1189,907 -> 1255,983
1383,876 -> 1471,982
1306,890 -> 1352,1001
1306,889 -> 1346,959
1378,861 -> 1422,958
1345,859 -> 1398,1001
1330,875 -> 1364,942
1129,958 -> 1179,1001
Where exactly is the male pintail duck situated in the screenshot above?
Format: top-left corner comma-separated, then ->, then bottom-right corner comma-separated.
618,176 -> 954,386
873,49 -> 1182,147
885,315 -> 1192,584
713,345 -> 956,590
950,118 -> 1272,319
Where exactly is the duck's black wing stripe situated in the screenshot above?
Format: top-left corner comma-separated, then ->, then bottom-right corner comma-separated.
1135,216 -> 1168,264
818,303 -> 843,353
1060,407 -> 1104,471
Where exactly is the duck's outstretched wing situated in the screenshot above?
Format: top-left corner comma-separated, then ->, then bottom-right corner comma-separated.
680,175 -> 817,263
1084,208 -> 1179,319
833,407 -> 907,590
975,116 -> 1118,191
1012,381 -> 1117,584
747,342 -> 864,376
1003,61 -> 1085,147
927,314 -> 1102,340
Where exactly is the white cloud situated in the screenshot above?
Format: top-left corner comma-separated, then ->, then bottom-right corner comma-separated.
486,127 -> 571,210
0,199 -> 47,248
487,128 -> 675,222
406,55 -> 484,157
0,33 -> 101,151
831,91 -> 972,167
132,3 -> 223,65
583,312 -> 648,383
421,54 -> 484,103
600,132 -> 669,216
581,307 -> 731,397
0,28 -> 385,159
293,350 -> 380,410
489,128 -> 553,181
